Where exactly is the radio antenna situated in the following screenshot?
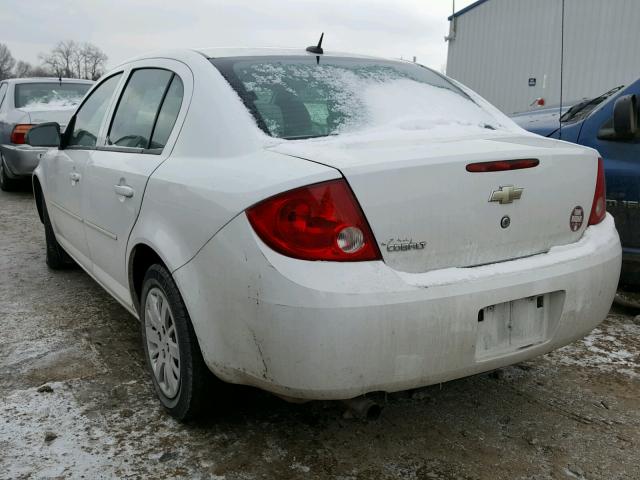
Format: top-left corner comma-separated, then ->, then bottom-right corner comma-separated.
306,33 -> 324,54
559,0 -> 565,139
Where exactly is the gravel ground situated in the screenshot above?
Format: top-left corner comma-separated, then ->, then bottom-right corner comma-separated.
1,187 -> 639,480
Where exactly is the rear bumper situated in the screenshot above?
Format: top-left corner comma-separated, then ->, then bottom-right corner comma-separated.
175,214 -> 621,400
0,144 -> 48,178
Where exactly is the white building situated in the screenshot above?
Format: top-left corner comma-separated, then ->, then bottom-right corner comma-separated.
445,0 -> 640,114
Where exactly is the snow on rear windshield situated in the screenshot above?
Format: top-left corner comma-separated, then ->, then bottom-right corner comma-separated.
211,56 -> 504,139
15,82 -> 91,110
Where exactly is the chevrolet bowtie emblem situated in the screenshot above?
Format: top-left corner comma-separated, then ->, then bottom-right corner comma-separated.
489,185 -> 523,204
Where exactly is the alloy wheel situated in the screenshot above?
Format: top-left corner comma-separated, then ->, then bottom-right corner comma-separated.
144,287 -> 181,398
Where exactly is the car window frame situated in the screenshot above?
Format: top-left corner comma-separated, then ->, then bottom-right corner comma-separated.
64,72 -> 126,151
99,67 -> 182,156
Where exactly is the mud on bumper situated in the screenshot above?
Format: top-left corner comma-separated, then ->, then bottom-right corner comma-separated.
175,213 -> 622,400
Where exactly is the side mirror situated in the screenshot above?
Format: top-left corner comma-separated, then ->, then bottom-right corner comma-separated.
612,94 -> 638,138
25,122 -> 61,147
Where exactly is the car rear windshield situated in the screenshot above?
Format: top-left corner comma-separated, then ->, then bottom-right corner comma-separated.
15,82 -> 91,109
211,56 -> 500,140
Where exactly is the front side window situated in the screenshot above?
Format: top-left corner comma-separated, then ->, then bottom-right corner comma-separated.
211,56 -> 506,140
69,74 -> 123,148
107,69 -> 174,149
14,82 -> 91,109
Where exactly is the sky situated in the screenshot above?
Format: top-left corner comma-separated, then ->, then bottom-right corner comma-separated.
0,0 -> 476,72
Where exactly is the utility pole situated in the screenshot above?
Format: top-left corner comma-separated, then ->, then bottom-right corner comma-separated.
445,0 -> 456,42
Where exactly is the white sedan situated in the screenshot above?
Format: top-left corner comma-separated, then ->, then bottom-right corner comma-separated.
28,47 -> 621,420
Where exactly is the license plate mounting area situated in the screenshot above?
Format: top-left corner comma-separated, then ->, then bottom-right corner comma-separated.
475,292 -> 563,360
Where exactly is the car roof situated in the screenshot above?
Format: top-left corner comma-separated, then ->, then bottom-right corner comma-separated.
116,47 -> 395,68
194,47 -> 380,60
4,78 -> 95,84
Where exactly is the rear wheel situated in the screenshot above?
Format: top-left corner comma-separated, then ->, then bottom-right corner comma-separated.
41,194 -> 75,269
0,157 -> 20,192
140,264 -> 211,420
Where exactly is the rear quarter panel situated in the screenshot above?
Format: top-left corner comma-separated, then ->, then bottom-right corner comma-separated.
129,151 -> 339,274
126,52 -> 340,273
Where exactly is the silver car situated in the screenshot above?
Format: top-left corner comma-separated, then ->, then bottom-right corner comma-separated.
0,78 -> 93,190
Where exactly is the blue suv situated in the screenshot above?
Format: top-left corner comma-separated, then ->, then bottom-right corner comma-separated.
513,82 -> 639,287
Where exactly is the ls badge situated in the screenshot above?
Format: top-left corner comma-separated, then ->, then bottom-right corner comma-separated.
489,185 -> 524,204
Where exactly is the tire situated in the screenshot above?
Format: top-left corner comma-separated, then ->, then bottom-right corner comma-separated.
0,157 -> 20,192
140,264 -> 211,420
614,290 -> 640,311
41,194 -> 75,269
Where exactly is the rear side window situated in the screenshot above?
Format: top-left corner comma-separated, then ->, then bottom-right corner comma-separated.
0,83 -> 7,109
149,75 -> 184,150
69,74 -> 123,148
107,68 -> 179,150
14,82 -> 90,109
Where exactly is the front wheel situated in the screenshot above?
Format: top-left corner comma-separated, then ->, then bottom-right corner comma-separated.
140,264 -> 211,420
41,193 -> 75,269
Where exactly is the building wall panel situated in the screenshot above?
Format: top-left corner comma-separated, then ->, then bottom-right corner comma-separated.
446,0 -> 639,114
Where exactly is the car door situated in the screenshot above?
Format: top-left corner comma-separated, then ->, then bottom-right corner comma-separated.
44,73 -> 124,267
82,61 -> 189,307
577,79 -> 640,251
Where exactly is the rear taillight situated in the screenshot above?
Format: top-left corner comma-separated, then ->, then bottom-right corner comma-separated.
246,179 -> 381,261
10,124 -> 34,144
588,157 -> 606,226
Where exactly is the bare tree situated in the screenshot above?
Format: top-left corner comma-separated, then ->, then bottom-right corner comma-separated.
39,40 -> 77,78
13,60 -> 33,78
13,61 -> 53,78
0,43 -> 16,80
30,66 -> 55,77
38,40 -> 107,80
81,43 -> 108,80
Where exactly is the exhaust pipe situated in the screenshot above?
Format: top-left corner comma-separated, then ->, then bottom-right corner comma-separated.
341,396 -> 382,420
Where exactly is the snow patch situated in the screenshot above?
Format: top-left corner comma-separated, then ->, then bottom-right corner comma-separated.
289,461 -> 311,473
19,97 -> 82,112
361,78 -> 502,134
547,318 -> 640,378
0,380 -> 214,478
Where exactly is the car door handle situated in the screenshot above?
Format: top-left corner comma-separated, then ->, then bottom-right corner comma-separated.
69,172 -> 81,183
114,184 -> 134,198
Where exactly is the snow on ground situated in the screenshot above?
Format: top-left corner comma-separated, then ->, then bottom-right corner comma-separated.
2,381 -> 121,479
546,314 -> 640,378
0,379 -> 205,479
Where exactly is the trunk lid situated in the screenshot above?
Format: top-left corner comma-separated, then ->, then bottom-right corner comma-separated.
269,133 -> 599,273
17,106 -> 75,127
